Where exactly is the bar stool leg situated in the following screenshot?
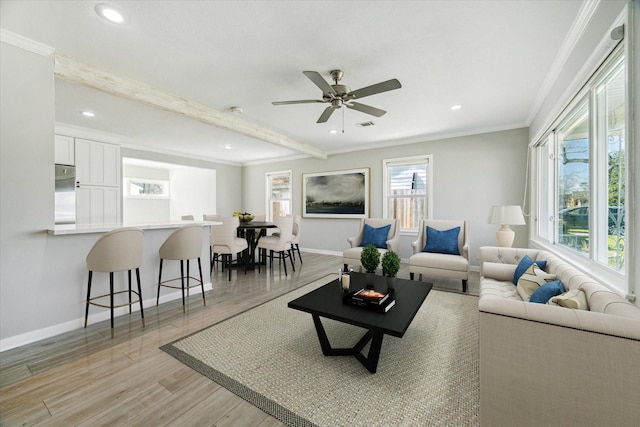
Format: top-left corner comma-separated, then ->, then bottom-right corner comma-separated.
186,260 -> 191,298
109,272 -> 115,339
128,269 -> 132,314
136,267 -> 145,327
180,260 -> 186,313
157,259 -> 164,305
85,271 -> 93,328
197,257 -> 206,305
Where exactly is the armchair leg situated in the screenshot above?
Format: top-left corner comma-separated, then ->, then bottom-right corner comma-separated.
462,279 -> 468,293
410,272 -> 414,280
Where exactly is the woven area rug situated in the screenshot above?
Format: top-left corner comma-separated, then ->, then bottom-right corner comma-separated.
161,275 -> 479,426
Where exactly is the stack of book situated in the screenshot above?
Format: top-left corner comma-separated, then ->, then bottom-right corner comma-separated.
343,288 -> 396,313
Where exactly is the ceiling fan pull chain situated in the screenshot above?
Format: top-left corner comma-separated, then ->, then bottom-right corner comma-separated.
342,106 -> 345,133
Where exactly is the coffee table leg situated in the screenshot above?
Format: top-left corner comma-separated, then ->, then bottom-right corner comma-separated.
311,314 -> 384,373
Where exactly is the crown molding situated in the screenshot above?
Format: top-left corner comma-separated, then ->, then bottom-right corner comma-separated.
0,28 -> 54,56
526,0 -> 600,125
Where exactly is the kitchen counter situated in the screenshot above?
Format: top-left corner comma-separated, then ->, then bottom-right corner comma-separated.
47,220 -> 221,235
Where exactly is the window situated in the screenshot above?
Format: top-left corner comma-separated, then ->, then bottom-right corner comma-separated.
266,170 -> 292,220
383,155 -> 432,232
534,44 -> 626,283
124,178 -> 169,198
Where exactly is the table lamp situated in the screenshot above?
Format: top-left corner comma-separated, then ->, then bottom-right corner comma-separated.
489,205 -> 526,247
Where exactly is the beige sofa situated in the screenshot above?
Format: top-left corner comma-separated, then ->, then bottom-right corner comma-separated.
479,246 -> 640,427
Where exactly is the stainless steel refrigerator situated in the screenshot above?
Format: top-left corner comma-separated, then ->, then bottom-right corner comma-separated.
55,164 -> 76,224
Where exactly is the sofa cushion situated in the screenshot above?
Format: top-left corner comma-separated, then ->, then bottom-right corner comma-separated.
423,226 -> 460,255
550,289 -> 589,310
529,280 -> 565,304
516,264 -> 557,301
513,255 -> 548,284
359,224 -> 391,249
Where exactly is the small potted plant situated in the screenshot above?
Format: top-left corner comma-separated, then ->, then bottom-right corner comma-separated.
360,244 -> 381,288
381,250 -> 401,291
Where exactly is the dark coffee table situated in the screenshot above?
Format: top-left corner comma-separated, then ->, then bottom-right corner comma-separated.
288,273 -> 432,373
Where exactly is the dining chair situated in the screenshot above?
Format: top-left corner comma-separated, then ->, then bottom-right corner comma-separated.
203,214 -> 221,267
257,215 -> 295,276
291,215 -> 302,263
85,227 -> 145,339
181,215 -> 194,220
210,216 -> 248,280
156,224 -> 206,312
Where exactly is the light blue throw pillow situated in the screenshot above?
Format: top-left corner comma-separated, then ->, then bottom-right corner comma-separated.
422,226 -> 460,255
359,224 -> 391,249
529,280 -> 565,304
513,255 -> 548,285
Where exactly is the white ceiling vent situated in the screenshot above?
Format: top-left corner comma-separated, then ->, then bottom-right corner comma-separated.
355,121 -> 375,127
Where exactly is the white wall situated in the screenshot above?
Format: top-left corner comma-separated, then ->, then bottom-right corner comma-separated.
123,165 -> 171,223
169,167 -> 216,221
242,128 -> 529,266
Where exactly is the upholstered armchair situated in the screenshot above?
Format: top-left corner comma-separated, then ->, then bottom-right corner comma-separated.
343,218 -> 400,272
409,219 -> 469,292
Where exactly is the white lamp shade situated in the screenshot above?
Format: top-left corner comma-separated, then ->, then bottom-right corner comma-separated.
489,205 -> 526,225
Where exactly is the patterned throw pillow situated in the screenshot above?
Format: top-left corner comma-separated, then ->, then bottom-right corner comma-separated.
549,289 -> 590,310
516,264 -> 557,301
512,255 -> 548,285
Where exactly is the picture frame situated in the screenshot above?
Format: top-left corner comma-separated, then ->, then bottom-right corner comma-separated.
302,168 -> 369,218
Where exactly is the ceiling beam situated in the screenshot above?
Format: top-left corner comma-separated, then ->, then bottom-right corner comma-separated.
54,54 -> 327,159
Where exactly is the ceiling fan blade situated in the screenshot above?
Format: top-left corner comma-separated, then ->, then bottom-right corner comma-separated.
347,78 -> 402,100
346,102 -> 386,117
317,106 -> 336,123
272,100 -> 324,105
303,71 -> 337,96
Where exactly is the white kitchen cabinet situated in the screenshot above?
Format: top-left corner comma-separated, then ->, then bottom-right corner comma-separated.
75,138 -> 120,187
54,135 -> 75,165
76,186 -> 120,225
74,138 -> 121,225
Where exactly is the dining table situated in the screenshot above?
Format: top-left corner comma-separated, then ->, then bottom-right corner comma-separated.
237,221 -> 277,269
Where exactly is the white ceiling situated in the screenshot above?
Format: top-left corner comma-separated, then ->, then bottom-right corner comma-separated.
1,0 -> 584,165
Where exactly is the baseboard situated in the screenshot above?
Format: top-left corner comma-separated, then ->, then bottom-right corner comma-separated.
0,282 -> 213,352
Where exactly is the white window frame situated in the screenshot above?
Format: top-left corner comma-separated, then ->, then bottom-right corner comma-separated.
124,177 -> 170,199
265,170 -> 292,221
382,155 -> 433,235
531,43 -> 627,292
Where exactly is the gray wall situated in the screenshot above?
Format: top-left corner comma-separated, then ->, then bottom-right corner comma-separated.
1,43 -> 56,344
242,128 -> 529,265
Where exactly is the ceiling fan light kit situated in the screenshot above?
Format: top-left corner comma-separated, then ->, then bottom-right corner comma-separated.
272,70 -> 401,124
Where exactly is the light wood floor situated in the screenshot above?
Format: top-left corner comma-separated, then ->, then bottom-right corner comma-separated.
0,252 -> 478,426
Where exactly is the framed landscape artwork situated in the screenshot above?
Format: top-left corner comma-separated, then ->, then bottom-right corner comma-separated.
303,168 -> 369,218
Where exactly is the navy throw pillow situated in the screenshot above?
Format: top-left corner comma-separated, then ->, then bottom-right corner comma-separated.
529,280 -> 565,304
513,255 -> 548,285
422,226 -> 460,255
359,224 -> 391,249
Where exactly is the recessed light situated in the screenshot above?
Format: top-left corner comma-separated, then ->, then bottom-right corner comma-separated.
224,144 -> 232,150
81,111 -> 95,117
230,107 -> 243,115
450,104 -> 462,111
95,4 -> 127,24
328,129 -> 338,134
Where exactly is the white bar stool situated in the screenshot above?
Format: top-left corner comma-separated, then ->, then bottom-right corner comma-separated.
85,227 -> 145,339
156,224 -> 206,312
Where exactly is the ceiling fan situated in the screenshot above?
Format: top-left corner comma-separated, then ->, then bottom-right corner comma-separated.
272,70 -> 402,124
